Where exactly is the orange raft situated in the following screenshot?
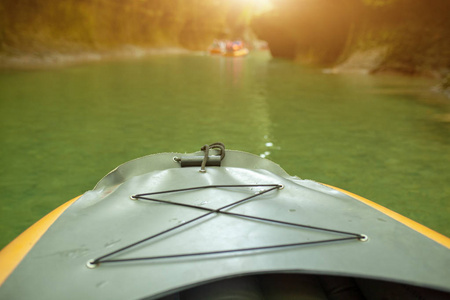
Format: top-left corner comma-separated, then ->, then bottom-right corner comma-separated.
223,47 -> 249,57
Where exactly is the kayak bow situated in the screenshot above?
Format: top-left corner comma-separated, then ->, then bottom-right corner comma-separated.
1,144 -> 449,299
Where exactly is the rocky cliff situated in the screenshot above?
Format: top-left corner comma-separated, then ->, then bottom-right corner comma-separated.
251,0 -> 450,82
2,0 -> 449,90
0,0 -> 253,61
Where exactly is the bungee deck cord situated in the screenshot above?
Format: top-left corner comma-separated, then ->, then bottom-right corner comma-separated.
87,184 -> 367,268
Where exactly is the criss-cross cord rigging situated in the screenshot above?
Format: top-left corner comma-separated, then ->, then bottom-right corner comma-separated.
88,184 -> 281,267
87,184 -> 367,268
97,237 -> 358,264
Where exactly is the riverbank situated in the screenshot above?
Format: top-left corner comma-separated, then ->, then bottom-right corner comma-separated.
250,0 -> 450,98
320,46 -> 450,100
0,46 -> 191,70
2,45 -> 449,100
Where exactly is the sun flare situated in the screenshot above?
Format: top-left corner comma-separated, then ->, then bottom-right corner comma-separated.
241,0 -> 273,14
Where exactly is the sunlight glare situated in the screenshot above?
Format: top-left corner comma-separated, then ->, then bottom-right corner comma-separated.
241,0 -> 273,14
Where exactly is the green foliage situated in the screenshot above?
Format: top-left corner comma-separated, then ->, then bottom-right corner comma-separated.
369,0 -> 450,74
2,0 -> 449,77
251,0 -> 450,73
0,0 -> 248,54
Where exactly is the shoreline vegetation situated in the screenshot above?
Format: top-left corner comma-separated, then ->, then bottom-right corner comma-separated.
0,46 -> 191,69
0,0 -> 256,69
251,0 -> 450,95
0,0 -> 449,96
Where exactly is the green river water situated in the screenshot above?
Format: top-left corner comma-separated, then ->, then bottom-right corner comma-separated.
0,51 -> 449,248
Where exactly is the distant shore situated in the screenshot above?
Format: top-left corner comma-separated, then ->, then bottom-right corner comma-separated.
1,44 -> 448,99
321,47 -> 450,98
0,46 -> 191,70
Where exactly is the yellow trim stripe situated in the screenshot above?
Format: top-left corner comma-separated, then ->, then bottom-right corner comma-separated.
324,184 -> 450,249
0,196 -> 80,286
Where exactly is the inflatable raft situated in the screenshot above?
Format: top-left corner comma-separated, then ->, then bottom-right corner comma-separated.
1,144 -> 449,299
208,47 -> 224,55
223,47 -> 249,57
